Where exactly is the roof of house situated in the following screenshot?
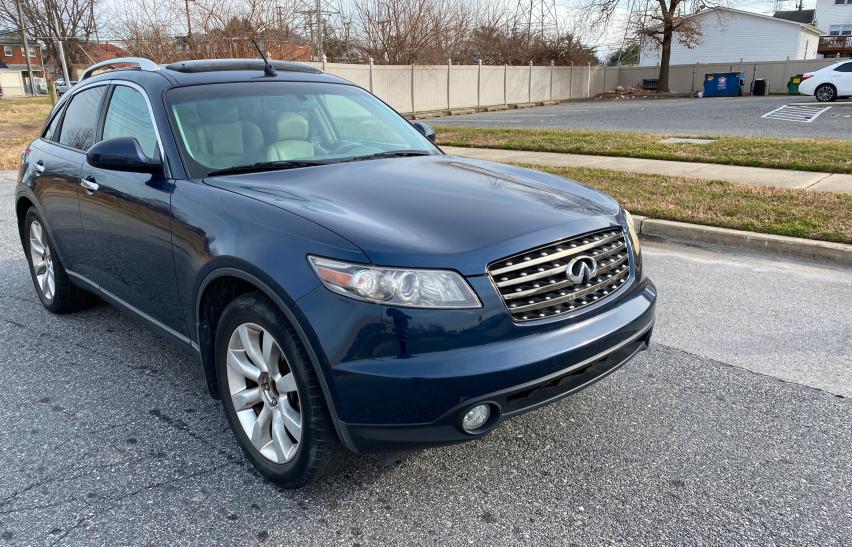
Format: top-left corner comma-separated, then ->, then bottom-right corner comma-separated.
773,9 -> 816,24
644,7 -> 824,35
79,42 -> 130,63
0,31 -> 25,45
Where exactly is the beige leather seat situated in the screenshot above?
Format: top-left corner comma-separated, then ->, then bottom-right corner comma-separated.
194,101 -> 264,169
266,113 -> 314,161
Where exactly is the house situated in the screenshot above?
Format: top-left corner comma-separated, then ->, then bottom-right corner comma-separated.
0,31 -> 45,96
638,7 -> 824,66
813,0 -> 852,57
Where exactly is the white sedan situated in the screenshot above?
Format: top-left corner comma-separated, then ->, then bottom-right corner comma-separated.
799,60 -> 852,102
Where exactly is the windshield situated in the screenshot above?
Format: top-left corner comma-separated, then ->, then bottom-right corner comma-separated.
166,82 -> 439,178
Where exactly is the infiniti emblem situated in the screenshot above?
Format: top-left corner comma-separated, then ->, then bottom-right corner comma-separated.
565,255 -> 598,284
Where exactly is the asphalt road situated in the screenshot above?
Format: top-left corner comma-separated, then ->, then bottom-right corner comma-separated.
431,95 -> 852,139
1,172 -> 851,545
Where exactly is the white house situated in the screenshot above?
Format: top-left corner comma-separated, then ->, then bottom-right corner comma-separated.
813,0 -> 852,57
638,7 -> 824,66
815,0 -> 852,35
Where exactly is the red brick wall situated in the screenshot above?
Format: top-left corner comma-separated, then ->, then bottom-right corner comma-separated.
0,43 -> 43,68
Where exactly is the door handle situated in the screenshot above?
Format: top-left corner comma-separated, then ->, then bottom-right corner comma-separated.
80,177 -> 99,194
33,162 -> 44,175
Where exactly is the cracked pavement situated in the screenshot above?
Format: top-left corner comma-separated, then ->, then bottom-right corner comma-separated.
0,171 -> 851,545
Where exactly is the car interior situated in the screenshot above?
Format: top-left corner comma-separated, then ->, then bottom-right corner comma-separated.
170,92 -> 412,172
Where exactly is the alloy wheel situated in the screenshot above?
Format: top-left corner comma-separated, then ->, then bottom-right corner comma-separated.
29,220 -> 55,301
226,323 -> 302,463
816,85 -> 835,102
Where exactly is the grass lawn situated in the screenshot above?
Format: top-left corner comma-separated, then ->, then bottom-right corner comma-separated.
523,164 -> 852,244
0,97 -> 52,169
438,127 -> 852,174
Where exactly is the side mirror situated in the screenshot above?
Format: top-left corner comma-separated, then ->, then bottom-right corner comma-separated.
412,122 -> 436,143
87,137 -> 160,173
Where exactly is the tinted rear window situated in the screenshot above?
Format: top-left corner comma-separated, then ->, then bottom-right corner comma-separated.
58,86 -> 106,151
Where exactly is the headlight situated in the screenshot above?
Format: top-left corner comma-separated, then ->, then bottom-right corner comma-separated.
308,256 -> 481,308
624,210 -> 641,258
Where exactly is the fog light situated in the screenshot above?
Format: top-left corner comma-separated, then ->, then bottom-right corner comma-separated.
462,404 -> 491,432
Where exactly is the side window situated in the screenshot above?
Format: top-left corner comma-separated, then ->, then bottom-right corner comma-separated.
58,86 -> 106,151
42,106 -> 65,141
835,62 -> 852,73
102,86 -> 158,158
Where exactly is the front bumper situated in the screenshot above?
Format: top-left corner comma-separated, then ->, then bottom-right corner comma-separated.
322,278 -> 656,453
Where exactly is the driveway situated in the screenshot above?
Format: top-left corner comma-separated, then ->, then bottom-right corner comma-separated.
431,96 -> 852,139
1,172 -> 851,545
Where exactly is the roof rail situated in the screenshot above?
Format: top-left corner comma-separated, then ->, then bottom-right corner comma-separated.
80,57 -> 160,80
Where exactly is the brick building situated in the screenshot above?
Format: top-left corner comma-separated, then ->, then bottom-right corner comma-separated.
0,31 -> 45,96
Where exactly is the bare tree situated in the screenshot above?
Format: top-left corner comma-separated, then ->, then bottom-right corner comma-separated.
584,0 -> 714,92
350,0 -> 475,64
0,0 -> 101,66
111,0 -> 600,66
113,0 -> 309,63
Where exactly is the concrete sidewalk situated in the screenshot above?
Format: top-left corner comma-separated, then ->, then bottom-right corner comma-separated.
442,146 -> 852,195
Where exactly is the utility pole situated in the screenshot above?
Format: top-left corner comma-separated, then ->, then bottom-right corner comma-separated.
15,0 -> 34,95
90,0 -> 99,42
315,0 -> 323,60
50,2 -> 70,85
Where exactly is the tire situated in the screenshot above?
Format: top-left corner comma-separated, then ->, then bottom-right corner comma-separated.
815,84 -> 837,102
215,292 -> 349,487
23,208 -> 94,314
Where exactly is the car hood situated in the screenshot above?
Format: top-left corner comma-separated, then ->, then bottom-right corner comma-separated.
204,155 -> 622,275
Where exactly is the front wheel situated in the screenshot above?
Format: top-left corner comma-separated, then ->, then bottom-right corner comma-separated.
215,292 -> 348,487
815,84 -> 837,102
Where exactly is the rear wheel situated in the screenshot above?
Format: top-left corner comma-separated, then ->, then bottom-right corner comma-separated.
815,84 -> 837,102
215,292 -> 348,487
23,208 -> 94,314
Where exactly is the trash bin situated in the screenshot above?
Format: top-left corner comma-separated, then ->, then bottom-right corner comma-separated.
788,75 -> 803,95
703,72 -> 744,97
752,78 -> 769,96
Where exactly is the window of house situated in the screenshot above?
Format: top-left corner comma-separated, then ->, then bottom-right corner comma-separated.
27,46 -> 36,57
835,0 -> 845,5
3,46 -> 12,56
102,86 -> 158,158
58,86 -> 107,151
829,25 -> 852,35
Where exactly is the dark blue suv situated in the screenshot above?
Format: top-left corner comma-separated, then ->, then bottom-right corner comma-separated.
16,57 -> 656,487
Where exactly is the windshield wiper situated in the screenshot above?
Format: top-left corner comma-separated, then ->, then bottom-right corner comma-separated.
342,150 -> 432,162
207,160 -> 332,177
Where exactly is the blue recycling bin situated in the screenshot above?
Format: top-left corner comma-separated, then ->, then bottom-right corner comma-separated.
703,72 -> 744,97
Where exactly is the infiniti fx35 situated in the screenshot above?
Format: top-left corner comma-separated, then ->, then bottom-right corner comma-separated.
15,58 -> 656,487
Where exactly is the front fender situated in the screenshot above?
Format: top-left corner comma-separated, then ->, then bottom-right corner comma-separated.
194,265 -> 360,452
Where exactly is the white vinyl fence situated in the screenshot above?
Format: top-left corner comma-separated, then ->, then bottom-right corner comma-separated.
309,57 -> 840,114
320,61 -> 607,113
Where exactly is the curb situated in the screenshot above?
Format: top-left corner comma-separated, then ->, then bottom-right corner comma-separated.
403,98 -> 581,120
630,215 -> 852,267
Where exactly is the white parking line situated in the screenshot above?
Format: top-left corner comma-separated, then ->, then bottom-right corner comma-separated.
762,104 -> 832,123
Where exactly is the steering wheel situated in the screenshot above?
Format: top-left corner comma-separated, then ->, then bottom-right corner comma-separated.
330,141 -> 364,154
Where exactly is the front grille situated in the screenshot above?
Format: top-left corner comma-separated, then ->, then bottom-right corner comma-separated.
487,228 -> 631,321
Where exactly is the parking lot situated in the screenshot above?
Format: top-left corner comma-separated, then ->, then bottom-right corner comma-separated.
1,171 -> 850,545
431,96 -> 852,139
